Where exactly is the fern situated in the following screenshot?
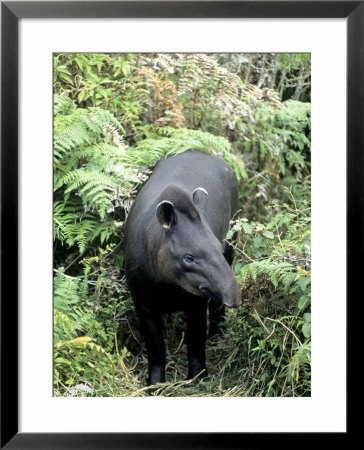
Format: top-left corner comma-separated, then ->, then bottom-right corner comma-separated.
54,200 -> 102,254
54,100 -> 125,166
127,127 -> 247,181
54,94 -> 75,116
54,267 -> 81,312
54,310 -> 78,341
54,267 -> 108,343
54,96 -> 130,253
239,259 -> 298,294
60,170 -> 116,218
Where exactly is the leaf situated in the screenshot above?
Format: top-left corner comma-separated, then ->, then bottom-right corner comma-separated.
242,222 -> 253,234
302,322 -> 311,338
100,230 -> 108,245
78,90 -> 86,102
54,357 -> 70,365
260,371 -> 269,382
298,277 -> 310,292
303,312 -> 311,323
226,229 -> 234,240
59,72 -> 74,85
298,294 -> 310,310
253,236 -> 263,248
296,266 -> 309,276
263,230 -> 274,239
233,260 -> 244,275
70,336 -> 95,344
259,141 -> 266,158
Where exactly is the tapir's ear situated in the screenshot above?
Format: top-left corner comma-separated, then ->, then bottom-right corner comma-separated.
192,187 -> 208,210
156,200 -> 177,230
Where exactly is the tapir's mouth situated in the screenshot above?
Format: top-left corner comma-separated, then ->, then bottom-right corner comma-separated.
223,299 -> 242,309
199,286 -> 212,297
199,285 -> 217,300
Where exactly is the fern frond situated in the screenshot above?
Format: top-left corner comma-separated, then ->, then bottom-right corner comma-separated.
54,268 -> 81,312
239,259 -> 297,294
54,96 -> 125,166
126,127 -> 247,181
54,95 -> 75,116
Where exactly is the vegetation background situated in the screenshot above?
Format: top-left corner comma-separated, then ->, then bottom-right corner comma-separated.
53,53 -> 311,397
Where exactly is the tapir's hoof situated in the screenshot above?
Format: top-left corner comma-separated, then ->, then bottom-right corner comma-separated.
147,368 -> 165,387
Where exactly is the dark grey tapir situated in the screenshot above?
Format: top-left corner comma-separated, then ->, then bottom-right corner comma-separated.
124,150 -> 241,385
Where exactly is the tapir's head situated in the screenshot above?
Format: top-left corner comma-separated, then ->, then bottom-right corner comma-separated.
155,186 -> 241,308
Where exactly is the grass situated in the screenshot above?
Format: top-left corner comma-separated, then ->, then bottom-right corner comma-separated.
54,305 -> 311,398
54,335 -> 249,397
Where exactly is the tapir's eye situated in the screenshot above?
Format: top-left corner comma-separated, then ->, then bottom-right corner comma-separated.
184,254 -> 195,263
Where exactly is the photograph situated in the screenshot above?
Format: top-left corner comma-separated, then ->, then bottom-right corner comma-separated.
53,52 -> 311,398
2,0 -> 356,445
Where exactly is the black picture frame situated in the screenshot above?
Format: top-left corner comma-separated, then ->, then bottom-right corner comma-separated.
1,1 -> 358,448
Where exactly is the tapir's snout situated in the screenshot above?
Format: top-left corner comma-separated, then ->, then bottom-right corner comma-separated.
217,258 -> 242,308
199,271 -> 241,309
221,280 -> 242,308
222,296 -> 242,308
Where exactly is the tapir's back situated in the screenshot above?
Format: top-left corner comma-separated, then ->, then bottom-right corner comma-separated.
149,150 -> 236,193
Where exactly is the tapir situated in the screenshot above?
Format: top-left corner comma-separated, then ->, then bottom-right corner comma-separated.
124,150 -> 241,386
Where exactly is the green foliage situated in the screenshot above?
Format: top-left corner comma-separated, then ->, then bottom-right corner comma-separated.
54,267 -> 107,343
54,53 -> 145,135
53,266 -> 135,392
224,308 -> 311,396
239,100 -> 311,220
223,186 -> 311,396
54,267 -> 113,389
53,53 -> 311,397
54,95 -> 130,255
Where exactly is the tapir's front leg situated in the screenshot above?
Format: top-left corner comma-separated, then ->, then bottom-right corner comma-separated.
135,304 -> 165,385
185,298 -> 208,380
